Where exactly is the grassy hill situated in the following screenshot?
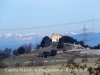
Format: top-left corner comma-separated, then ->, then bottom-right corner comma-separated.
2,53 -> 72,67
1,45 -> 100,75
0,42 -> 94,67
2,44 -> 73,67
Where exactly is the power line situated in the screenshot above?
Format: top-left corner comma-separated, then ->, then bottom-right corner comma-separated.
0,28 -> 100,40
0,18 -> 100,31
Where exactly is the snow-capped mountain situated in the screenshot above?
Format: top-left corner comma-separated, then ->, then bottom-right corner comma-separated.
0,32 -> 79,40
0,32 -> 52,49
0,33 -> 49,40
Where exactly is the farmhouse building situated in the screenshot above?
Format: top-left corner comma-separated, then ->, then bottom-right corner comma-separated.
51,31 -> 62,42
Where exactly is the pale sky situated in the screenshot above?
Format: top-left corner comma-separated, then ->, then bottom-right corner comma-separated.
0,0 -> 100,34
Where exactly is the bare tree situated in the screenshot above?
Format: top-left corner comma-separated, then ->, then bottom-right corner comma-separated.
27,43 -> 32,53
13,49 -> 18,56
36,45 -> 40,50
4,48 -> 12,58
23,44 -> 27,53
22,43 -> 32,54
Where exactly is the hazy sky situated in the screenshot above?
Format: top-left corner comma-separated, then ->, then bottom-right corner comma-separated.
0,0 -> 100,34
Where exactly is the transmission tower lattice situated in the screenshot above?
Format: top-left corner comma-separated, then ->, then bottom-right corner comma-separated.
82,24 -> 88,45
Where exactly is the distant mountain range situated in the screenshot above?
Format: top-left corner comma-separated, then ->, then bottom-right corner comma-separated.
0,32 -> 99,49
71,32 -> 100,46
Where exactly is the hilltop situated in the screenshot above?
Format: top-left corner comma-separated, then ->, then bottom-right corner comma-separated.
1,41 -> 84,67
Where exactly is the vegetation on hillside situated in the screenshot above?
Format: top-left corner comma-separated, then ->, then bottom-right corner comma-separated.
17,46 -> 25,54
40,36 -> 51,48
0,43 -> 32,62
38,50 -> 57,58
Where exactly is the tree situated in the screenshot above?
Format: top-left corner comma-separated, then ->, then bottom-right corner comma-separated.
17,46 -> 25,54
36,45 -> 40,50
13,49 -> 18,56
41,51 -> 51,58
4,48 -> 12,58
59,36 -> 78,44
83,45 -> 89,48
79,41 -> 84,46
50,50 -> 57,56
0,53 -> 5,61
0,48 -> 12,60
22,43 -> 32,54
92,44 -> 100,49
41,36 -> 51,48
27,43 -> 32,53
57,43 -> 64,49
96,44 -> 100,49
22,44 -> 28,53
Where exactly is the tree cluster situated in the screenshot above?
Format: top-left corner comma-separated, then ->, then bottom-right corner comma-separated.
13,46 -> 25,55
0,48 -> 12,61
38,50 -> 57,58
0,43 -> 32,61
22,43 -> 32,53
13,43 -> 32,56
40,36 -> 86,48
59,36 -> 77,44
90,44 -> 100,49
59,36 -> 87,47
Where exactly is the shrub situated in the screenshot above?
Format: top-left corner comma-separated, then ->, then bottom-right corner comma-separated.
13,50 -> 18,56
17,46 -> 25,54
52,42 -> 57,48
36,45 -> 40,50
50,50 -> 57,56
0,53 -> 5,60
57,43 -> 64,49
41,51 -> 50,58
